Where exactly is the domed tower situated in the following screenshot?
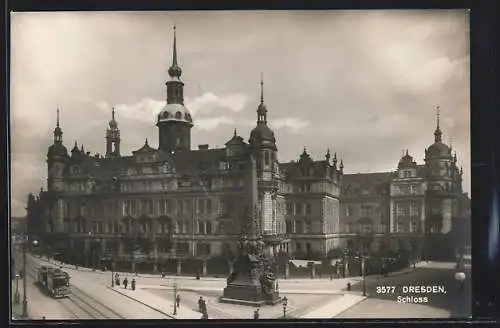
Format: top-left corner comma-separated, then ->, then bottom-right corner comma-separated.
424,108 -> 455,234
105,107 -> 121,158
47,108 -> 68,191
248,75 -> 280,240
157,26 -> 193,154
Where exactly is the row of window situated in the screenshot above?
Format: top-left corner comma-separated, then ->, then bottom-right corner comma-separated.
393,184 -> 420,194
393,201 -> 421,217
67,219 -> 216,235
70,198 -> 228,218
345,204 -> 374,217
344,223 -> 389,234
119,178 -> 245,192
398,169 -> 417,179
285,220 -> 313,234
285,202 -> 313,216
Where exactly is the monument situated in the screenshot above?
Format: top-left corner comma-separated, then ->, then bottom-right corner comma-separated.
220,153 -> 281,306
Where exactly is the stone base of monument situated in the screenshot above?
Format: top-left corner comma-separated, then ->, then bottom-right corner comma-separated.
220,284 -> 282,307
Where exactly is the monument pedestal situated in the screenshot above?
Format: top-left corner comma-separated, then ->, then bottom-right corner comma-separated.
220,283 -> 281,306
220,283 -> 267,307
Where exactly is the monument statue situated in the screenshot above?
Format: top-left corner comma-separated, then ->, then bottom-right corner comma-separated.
220,152 -> 282,306
220,204 -> 281,306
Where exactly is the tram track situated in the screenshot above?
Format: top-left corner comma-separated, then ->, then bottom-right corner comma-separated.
20,253 -> 125,319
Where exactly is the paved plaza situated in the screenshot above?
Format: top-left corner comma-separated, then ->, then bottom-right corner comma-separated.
13,253 -> 467,320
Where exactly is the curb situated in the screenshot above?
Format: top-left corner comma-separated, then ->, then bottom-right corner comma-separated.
106,287 -> 176,319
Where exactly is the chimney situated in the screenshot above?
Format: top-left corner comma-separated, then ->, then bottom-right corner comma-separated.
198,144 -> 209,150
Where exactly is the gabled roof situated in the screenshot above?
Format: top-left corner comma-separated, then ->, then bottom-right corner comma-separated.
133,139 -> 156,154
225,134 -> 246,146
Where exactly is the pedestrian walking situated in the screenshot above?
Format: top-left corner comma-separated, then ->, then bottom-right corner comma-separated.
161,271 -> 165,279
131,278 -> 136,291
253,309 -> 260,319
176,294 -> 181,308
198,296 -> 204,312
115,273 -> 121,286
123,277 -> 129,289
201,299 -> 207,314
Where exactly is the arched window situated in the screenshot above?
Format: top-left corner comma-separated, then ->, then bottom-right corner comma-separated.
175,111 -> 182,119
264,152 -> 270,165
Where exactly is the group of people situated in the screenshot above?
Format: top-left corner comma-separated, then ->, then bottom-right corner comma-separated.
114,273 -> 136,290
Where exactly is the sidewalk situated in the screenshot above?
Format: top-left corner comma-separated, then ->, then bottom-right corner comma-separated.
299,294 -> 366,319
109,286 -> 200,319
11,280 -> 27,320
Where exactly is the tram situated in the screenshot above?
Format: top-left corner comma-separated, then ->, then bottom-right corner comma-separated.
36,266 -> 71,298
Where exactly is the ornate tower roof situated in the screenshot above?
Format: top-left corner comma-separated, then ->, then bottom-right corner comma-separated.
108,107 -> 118,130
434,106 -> 443,143
249,74 -> 276,150
398,149 -> 417,169
426,106 -> 451,159
53,107 -> 62,140
47,107 -> 68,158
157,25 -> 193,127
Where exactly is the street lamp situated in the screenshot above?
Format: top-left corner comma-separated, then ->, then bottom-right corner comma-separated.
173,279 -> 178,315
21,237 -> 29,318
408,243 -> 413,269
88,232 -> 97,271
282,296 -> 288,318
343,248 -> 349,278
14,274 -> 20,304
361,255 -> 367,297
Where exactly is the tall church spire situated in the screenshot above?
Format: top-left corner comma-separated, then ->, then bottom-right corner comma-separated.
257,73 -> 268,123
166,25 -> 184,106
53,107 -> 63,143
260,72 -> 264,104
434,106 -> 442,143
168,25 -> 182,79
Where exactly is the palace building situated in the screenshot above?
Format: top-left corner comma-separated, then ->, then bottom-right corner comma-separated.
25,27 -> 470,274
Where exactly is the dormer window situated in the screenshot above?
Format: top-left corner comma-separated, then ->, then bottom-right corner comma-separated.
175,111 -> 182,119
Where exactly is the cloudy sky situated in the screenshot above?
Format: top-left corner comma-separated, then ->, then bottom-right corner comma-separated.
10,10 -> 470,217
